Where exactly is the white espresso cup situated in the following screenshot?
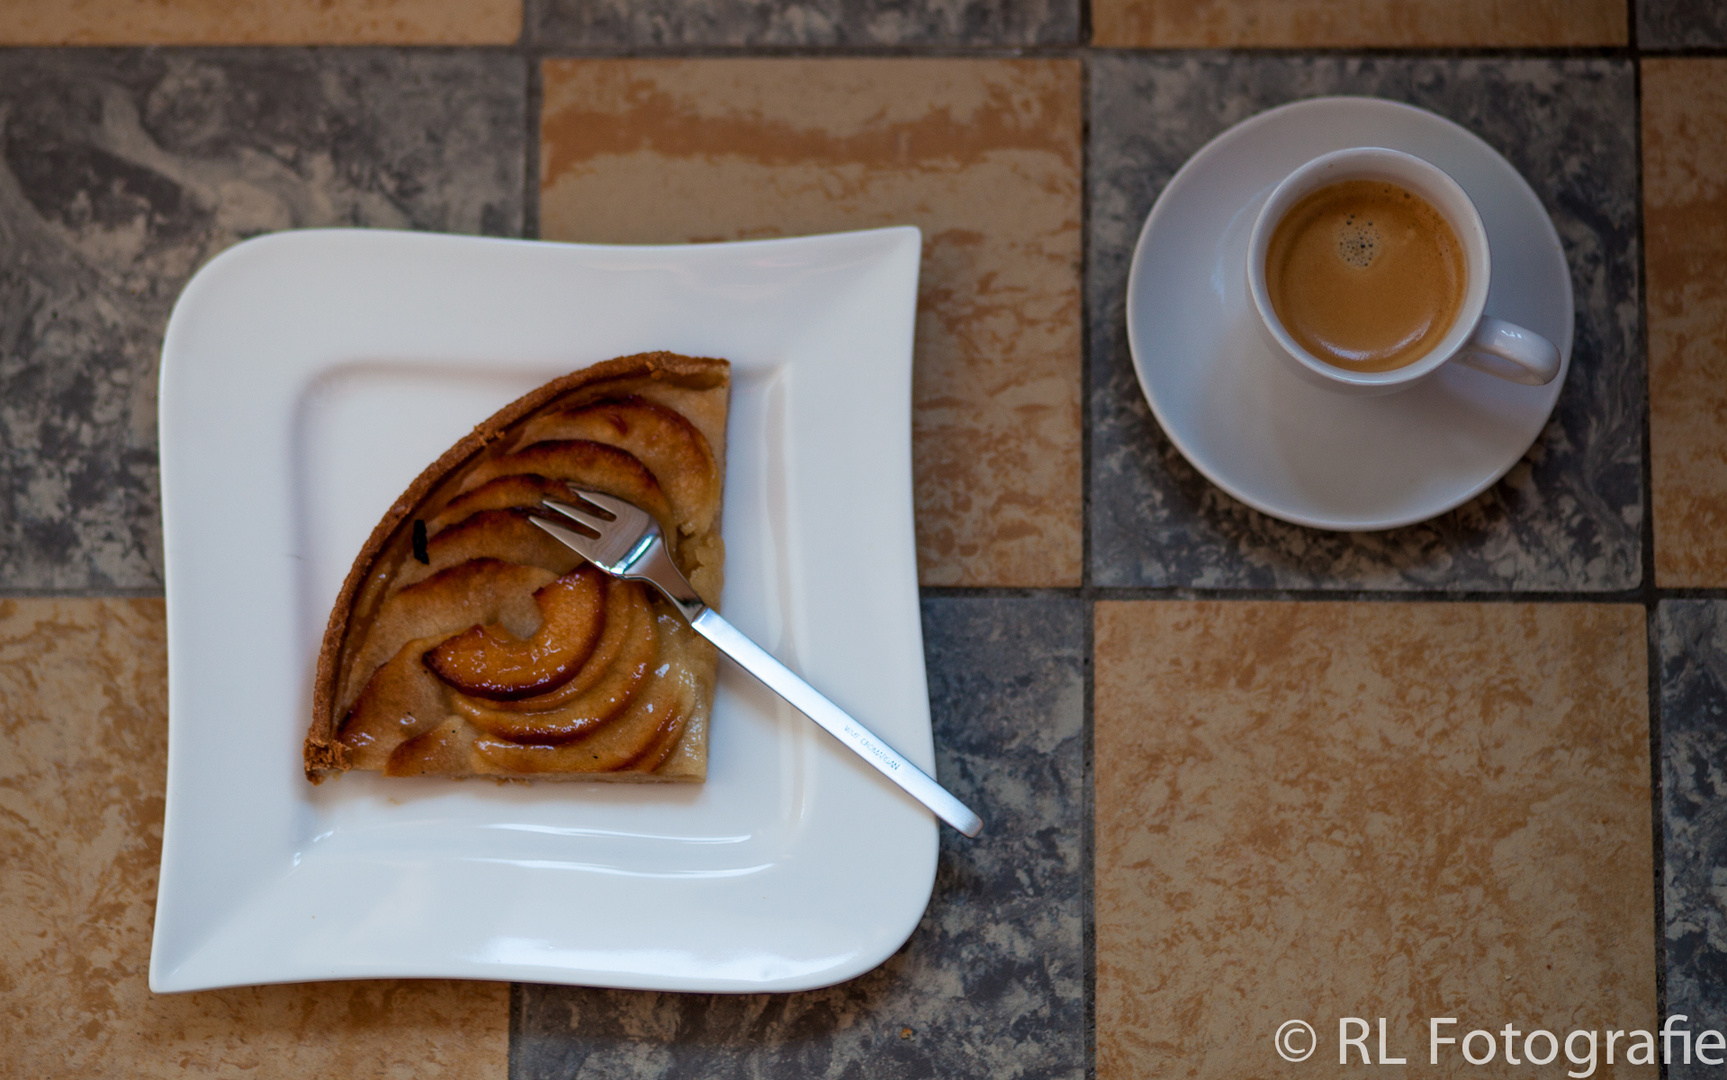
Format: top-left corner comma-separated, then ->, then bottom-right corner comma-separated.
1246,147 -> 1561,396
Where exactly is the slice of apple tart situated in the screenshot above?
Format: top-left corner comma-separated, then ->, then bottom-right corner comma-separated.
303,351 -> 728,783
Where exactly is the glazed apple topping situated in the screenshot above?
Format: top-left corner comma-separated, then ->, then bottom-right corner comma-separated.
422,565 -> 608,700
318,368 -> 726,783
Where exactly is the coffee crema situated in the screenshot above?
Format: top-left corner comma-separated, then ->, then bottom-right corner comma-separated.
1264,179 -> 1466,373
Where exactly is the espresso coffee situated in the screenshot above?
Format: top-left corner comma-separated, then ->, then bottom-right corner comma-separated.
1264,180 -> 1466,372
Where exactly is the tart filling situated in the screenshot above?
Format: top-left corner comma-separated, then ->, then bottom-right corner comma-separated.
304,351 -> 729,783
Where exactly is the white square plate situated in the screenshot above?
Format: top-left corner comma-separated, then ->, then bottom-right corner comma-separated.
150,227 -> 935,993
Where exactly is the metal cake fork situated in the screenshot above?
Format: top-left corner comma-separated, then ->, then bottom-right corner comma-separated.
532,490 -> 984,837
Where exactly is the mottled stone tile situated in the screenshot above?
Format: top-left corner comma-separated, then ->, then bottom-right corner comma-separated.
1092,0 -> 1624,47
0,50 -> 524,592
1658,601 -> 1727,1080
539,59 -> 1083,588
1638,0 -> 1727,48
514,596 -> 1084,1080
1646,60 -> 1727,587
3,0 -> 518,44
1095,600 -> 1656,1079
1088,57 -> 1642,590
530,0 -> 1077,46
0,598 -> 509,1076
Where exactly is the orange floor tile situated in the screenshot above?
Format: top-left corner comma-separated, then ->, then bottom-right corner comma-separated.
0,599 -> 509,1078
539,58 -> 1084,588
1647,59 -> 1727,587
2,0 -> 519,45
1091,0 -> 1625,47
1094,601 -> 1656,1079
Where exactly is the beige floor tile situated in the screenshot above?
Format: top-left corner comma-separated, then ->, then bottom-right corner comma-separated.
1095,601 -> 1655,1079
1648,60 -> 1727,587
540,59 -> 1084,588
1091,0 -> 1624,47
0,599 -> 508,1078
3,0 -> 519,45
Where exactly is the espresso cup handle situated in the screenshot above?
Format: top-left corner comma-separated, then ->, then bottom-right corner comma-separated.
1454,316 -> 1561,386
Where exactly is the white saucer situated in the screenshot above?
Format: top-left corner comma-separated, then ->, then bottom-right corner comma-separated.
1125,96 -> 1573,531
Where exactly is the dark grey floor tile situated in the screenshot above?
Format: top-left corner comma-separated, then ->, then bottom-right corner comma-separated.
1088,56 -> 1642,590
513,596 -> 1085,1080
1638,0 -> 1727,48
0,49 -> 524,593
1659,600 -> 1727,1080
527,0 -> 1079,47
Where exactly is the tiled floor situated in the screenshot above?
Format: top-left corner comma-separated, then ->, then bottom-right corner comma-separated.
3,0 -> 1726,1077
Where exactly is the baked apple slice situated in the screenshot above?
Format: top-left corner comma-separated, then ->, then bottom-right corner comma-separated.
472,576 -> 649,712
424,565 -> 608,700
460,440 -> 676,530
452,580 -> 658,742
392,508 -> 582,593
472,611 -> 701,774
338,558 -> 558,710
432,475 -> 576,527
339,634 -> 454,770
517,397 -> 721,536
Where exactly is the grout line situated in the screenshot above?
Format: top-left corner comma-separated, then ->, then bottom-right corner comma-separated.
523,50 -> 542,240
1634,42 -> 1654,601
521,43 -> 1087,60
3,39 -> 1723,59
1081,595 -> 1098,1080
508,981 -> 525,1080
922,585 -> 1727,606
1081,43 -> 1644,57
1650,587 -> 1727,600
1078,57 -> 1094,601
512,42 -> 1650,60
922,585 -> 1663,603
1629,43 -> 1670,1071
1649,616 -> 1670,1080
15,587 -> 1725,615
1077,47 -> 1097,1080
0,587 -> 167,599
1635,45 -> 1727,56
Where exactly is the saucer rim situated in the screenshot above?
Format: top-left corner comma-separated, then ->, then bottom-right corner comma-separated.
1124,94 -> 1574,532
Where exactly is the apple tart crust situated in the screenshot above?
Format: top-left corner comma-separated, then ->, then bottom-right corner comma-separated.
304,351 -> 729,783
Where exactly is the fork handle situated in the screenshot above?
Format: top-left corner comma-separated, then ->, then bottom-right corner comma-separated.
689,609 -> 984,837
